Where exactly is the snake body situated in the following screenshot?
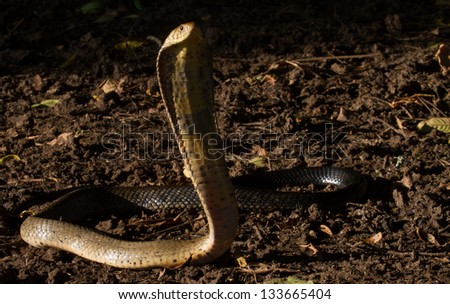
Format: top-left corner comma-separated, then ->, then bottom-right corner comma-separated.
20,23 -> 366,269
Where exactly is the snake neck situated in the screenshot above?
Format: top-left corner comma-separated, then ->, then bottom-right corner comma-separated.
158,22 -> 239,263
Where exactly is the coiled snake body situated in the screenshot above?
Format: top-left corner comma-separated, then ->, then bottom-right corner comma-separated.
20,23 -> 366,269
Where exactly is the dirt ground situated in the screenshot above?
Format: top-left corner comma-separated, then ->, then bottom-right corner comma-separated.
1,0 -> 449,283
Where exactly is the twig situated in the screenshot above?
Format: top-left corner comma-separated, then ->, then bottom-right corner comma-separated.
240,266 -> 300,275
372,117 -> 409,138
144,215 -> 206,238
292,53 -> 379,63
216,53 -> 379,64
7,18 -> 24,37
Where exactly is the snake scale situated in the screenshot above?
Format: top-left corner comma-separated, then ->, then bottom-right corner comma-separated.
20,22 -> 367,269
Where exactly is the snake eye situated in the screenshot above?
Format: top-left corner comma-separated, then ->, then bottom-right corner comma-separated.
179,25 -> 184,31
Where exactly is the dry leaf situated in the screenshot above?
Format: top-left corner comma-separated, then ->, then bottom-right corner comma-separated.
79,0 -> 104,14
385,14 -> 402,34
33,74 -> 42,90
400,173 -> 413,190
94,8 -> 119,24
157,268 -> 166,280
426,233 -> 440,246
439,181 -> 450,190
249,147 -> 269,168
435,43 -> 450,76
100,79 -> 118,94
415,227 -> 427,242
114,40 -> 144,51
47,132 -> 73,146
392,189 -> 404,209
60,54 -> 77,68
300,243 -> 319,255
0,154 -> 20,165
336,107 -> 349,122
265,276 -> 314,284
261,74 -> 277,85
244,76 -> 258,86
319,224 -> 333,236
253,145 -> 267,157
395,116 -> 405,130
330,62 -> 346,74
417,117 -> 450,134
365,232 -> 383,244
249,156 -> 268,168
46,177 -> 59,183
415,228 -> 441,246
31,99 -> 60,108
236,256 -> 248,268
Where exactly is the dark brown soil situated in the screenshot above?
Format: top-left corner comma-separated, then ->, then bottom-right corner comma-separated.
1,0 -> 449,283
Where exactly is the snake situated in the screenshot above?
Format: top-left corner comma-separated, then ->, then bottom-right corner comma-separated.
19,22 -> 367,269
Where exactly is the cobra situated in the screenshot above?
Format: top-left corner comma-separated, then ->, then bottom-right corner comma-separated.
20,22 -> 366,269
